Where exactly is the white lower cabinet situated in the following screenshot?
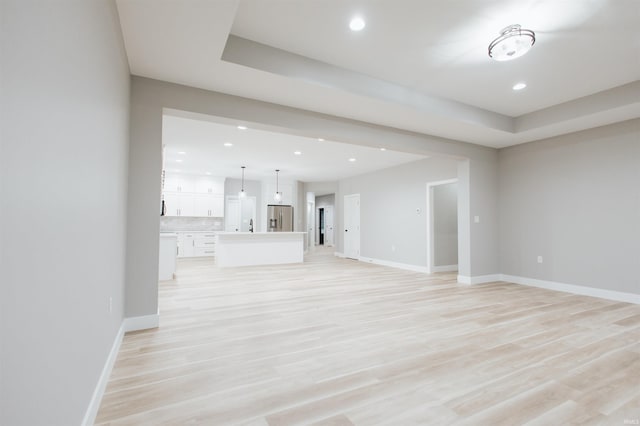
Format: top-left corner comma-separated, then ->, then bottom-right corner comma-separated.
177,231 -> 216,258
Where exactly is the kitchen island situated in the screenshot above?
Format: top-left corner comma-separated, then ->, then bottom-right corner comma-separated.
216,232 -> 305,267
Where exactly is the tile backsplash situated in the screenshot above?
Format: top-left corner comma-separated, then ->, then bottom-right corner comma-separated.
160,217 -> 224,232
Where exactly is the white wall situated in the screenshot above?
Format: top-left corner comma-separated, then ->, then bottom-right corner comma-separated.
0,1 -> 130,424
498,119 -> 640,294
433,183 -> 458,267
337,157 -> 458,267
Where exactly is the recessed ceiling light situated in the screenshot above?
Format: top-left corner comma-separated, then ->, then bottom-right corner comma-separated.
176,159 -> 183,163
223,142 -> 233,147
348,158 -> 357,162
317,138 -> 324,142
237,125 -> 248,130
349,17 -> 365,31
512,82 -> 527,91
294,151 -> 302,155
178,151 -> 186,155
205,172 -> 211,175
380,148 -> 386,151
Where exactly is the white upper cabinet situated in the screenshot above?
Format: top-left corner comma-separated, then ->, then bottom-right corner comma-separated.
194,176 -> 225,194
163,172 -> 225,217
194,194 -> 224,217
163,174 -> 195,193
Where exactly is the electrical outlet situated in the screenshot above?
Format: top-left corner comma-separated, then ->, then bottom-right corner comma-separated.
537,256 -> 543,264
109,297 -> 113,313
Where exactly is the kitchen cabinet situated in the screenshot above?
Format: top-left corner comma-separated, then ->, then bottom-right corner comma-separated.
162,172 -> 225,217
163,193 -> 195,217
195,176 -> 224,194
194,194 -> 224,217
177,231 -> 217,258
163,174 -> 195,193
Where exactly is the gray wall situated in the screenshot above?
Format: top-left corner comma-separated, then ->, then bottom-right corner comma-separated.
498,119 -> 640,294
434,183 -> 458,266
0,1 -> 130,424
337,157 -> 458,266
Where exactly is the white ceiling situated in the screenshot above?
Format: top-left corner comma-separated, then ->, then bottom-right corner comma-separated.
116,0 -> 640,148
162,114 -> 426,182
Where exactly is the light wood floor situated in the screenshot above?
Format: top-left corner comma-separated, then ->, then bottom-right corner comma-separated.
96,247 -> 640,425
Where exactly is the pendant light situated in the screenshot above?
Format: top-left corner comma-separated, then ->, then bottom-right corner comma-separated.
238,166 -> 247,198
274,169 -> 282,202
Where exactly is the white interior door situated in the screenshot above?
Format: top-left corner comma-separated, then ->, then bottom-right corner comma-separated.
344,194 -> 360,259
225,198 -> 240,232
307,201 -> 315,248
325,205 -> 334,246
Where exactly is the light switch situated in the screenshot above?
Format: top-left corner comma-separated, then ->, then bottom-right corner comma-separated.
474,216 -> 480,223
537,256 -> 543,264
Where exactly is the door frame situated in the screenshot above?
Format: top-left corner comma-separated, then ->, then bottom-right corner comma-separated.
426,179 -> 458,274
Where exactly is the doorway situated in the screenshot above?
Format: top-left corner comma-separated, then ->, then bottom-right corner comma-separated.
426,179 -> 458,273
343,194 -> 360,259
225,195 -> 256,232
318,208 -> 325,245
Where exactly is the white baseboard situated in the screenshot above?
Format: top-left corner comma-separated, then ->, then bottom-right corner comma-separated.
501,274 -> 640,304
457,274 -> 502,285
123,312 -> 160,332
359,256 -> 429,274
82,311 -> 160,425
433,264 -> 458,273
81,323 -> 125,426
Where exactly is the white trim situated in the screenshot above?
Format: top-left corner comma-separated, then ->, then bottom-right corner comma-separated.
359,256 -> 429,274
426,179 -> 458,274
123,312 -> 160,332
334,251 -> 346,258
500,274 -> 640,304
81,323 -> 125,426
82,311 -> 160,425
457,274 -> 502,285
432,264 -> 458,273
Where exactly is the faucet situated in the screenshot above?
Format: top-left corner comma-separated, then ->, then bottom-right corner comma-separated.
249,219 -> 254,233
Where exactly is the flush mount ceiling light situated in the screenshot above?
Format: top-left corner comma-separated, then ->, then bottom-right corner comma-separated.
274,169 -> 282,202
293,151 -> 302,156
348,158 -> 357,162
512,82 -> 527,91
238,166 -> 247,199
488,24 -> 535,61
223,142 -> 233,147
349,17 -> 365,31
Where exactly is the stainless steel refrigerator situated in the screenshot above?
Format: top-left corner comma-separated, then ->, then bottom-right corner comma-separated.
267,205 -> 293,232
